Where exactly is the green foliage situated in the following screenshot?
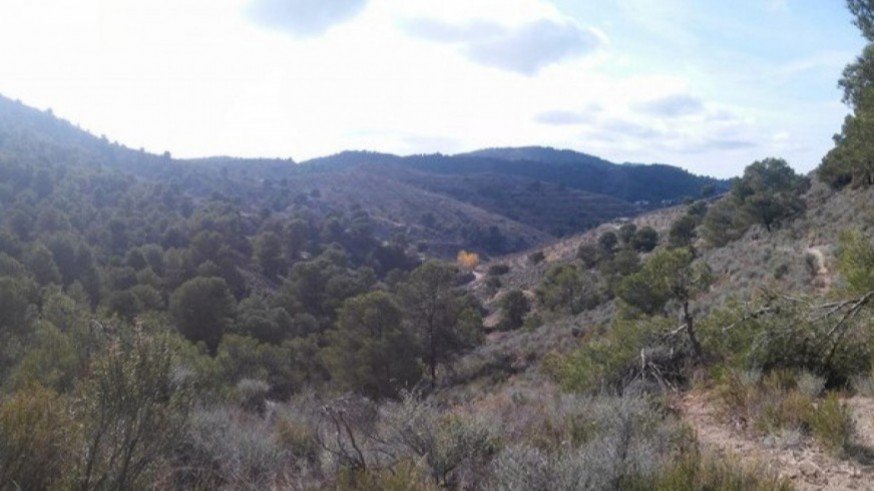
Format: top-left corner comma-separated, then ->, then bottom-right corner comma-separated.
618,248 -> 711,317
0,276 -> 35,336
0,384 -> 78,491
325,291 -> 421,398
336,461 -> 440,491
618,248 -> 711,358
836,229 -> 874,295
170,276 -> 236,353
598,230 -> 619,255
732,158 -> 806,232
631,226 -> 659,252
24,242 -> 61,285
536,263 -> 601,314
839,43 -> 874,109
253,230 -> 286,280
668,214 -> 698,248
630,450 -> 794,491
809,392 -> 855,454
399,261 -> 483,385
717,370 -> 854,456
848,0 -> 874,42
8,320 -> 80,392
499,289 -> 530,331
576,242 -> 600,267
701,293 -> 874,386
74,331 -> 191,491
599,248 -> 642,294
701,197 -> 746,247
553,316 -> 678,393
618,222 -> 637,245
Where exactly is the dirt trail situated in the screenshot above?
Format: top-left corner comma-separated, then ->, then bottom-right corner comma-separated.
678,392 -> 874,490
805,246 -> 832,291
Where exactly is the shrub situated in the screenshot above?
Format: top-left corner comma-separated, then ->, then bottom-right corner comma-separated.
554,317 -> 684,393
177,405 -> 289,489
808,393 -> 854,454
630,450 -> 794,491
499,290 -> 530,331
577,243 -> 600,267
0,384 -> 77,491
74,331 -> 191,491
717,370 -> 855,455
701,295 -> 874,387
528,251 -> 545,265
488,263 -> 511,276
631,226 -> 659,253
485,275 -> 502,291
536,263 -> 600,315
336,460 -> 439,491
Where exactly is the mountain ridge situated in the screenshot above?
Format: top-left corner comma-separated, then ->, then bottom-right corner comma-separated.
0,93 -> 727,255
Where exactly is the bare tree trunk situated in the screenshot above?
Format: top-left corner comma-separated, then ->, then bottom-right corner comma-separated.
683,300 -> 703,359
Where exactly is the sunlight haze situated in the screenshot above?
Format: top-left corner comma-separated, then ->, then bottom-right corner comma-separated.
0,0 -> 864,177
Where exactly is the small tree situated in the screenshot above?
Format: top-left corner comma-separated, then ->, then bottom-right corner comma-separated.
732,158 -> 806,232
631,226 -> 659,252
324,291 -> 421,398
617,248 -> 712,358
598,231 -> 619,256
668,215 -> 698,249
618,223 -> 637,246
700,198 -> 745,247
400,261 -> 482,386
537,263 -> 600,314
837,230 -> 874,296
75,332 -> 190,491
576,243 -> 600,267
253,230 -> 285,280
499,290 -> 530,330
169,276 -> 236,353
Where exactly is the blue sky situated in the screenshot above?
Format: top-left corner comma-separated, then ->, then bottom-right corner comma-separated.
0,0 -> 865,178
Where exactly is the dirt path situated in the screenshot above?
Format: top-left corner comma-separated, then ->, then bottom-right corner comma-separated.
805,246 -> 832,291
678,392 -> 874,490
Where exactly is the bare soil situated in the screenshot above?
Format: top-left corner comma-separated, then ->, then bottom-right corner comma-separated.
678,391 -> 874,490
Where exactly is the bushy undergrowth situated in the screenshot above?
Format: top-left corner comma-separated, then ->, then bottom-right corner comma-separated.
546,316 -> 691,394
699,294 -> 874,387
626,450 -> 794,491
717,369 -> 855,455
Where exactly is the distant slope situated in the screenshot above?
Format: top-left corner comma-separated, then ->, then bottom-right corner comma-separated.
460,146 -> 727,203
0,93 -> 726,257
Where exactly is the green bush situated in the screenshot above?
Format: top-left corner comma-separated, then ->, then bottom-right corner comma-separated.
717,370 -> 854,455
554,317 -> 682,393
499,289 -> 529,331
809,393 -> 855,454
0,384 -> 78,491
630,450 -> 794,491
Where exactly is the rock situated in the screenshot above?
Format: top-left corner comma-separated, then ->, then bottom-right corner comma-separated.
800,460 -> 820,477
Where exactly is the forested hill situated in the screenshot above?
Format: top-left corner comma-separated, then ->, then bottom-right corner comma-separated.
0,94 -> 724,256
304,146 -> 727,205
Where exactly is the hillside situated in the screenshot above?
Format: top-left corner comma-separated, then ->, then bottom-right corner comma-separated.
0,94 -> 725,257
3,92 -> 861,491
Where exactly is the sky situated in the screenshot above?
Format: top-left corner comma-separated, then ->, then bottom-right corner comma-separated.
0,0 -> 866,178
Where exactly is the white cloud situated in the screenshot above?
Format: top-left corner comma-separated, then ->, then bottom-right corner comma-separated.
404,17 -> 604,74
